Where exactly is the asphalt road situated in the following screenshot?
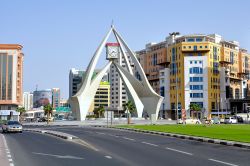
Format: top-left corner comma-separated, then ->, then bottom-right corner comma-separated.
42,126 -> 250,166
3,131 -> 124,166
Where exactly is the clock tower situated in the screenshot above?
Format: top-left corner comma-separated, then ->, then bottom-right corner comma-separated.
106,43 -> 120,60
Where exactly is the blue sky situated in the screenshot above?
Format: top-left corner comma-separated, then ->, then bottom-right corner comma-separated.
0,0 -> 249,99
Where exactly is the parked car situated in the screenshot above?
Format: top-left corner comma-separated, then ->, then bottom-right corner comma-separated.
234,116 -> 244,123
225,117 -> 237,124
184,118 -> 201,124
38,117 -> 46,122
211,117 -> 220,124
220,118 -> 225,124
44,117 -> 54,122
2,121 -> 22,133
177,119 -> 184,124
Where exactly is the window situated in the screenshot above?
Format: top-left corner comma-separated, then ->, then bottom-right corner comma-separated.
190,85 -> 203,90
187,38 -> 195,42
190,61 -> 192,64
198,53 -> 202,56
199,46 -> 203,48
190,77 -> 203,82
190,93 -> 203,98
196,38 -> 202,42
194,45 -> 197,51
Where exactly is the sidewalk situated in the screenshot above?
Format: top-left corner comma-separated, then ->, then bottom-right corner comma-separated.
0,134 -> 11,166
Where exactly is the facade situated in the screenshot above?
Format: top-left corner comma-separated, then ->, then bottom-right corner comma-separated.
52,88 -> 60,108
23,92 -> 33,111
69,68 -> 104,98
137,34 -> 250,119
0,44 -> 24,111
109,48 -> 133,111
93,81 -> 110,109
33,89 -> 52,108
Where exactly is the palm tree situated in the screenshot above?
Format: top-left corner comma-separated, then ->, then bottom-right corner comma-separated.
16,107 -> 26,122
97,105 -> 105,118
189,103 -> 202,119
123,100 -> 136,124
43,104 -> 53,125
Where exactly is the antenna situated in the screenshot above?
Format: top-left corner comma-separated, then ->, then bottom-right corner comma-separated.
35,84 -> 38,91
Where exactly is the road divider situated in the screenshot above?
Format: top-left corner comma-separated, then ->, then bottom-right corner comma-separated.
97,126 -> 250,150
23,128 -> 99,151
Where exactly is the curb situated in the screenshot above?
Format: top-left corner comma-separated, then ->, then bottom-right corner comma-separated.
101,126 -> 250,150
23,129 -> 78,140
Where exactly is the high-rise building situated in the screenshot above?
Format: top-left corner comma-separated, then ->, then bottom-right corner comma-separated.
22,92 -> 33,111
93,81 -> 110,109
69,68 -> 102,97
137,34 -> 250,119
107,43 -> 133,111
52,88 -> 60,108
33,89 -> 52,108
0,44 -> 24,110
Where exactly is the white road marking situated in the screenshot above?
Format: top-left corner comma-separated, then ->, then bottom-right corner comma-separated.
32,152 -> 84,159
105,156 -> 112,159
166,147 -> 193,156
2,135 -> 15,166
123,137 -> 135,141
141,142 -> 158,147
208,159 -> 239,166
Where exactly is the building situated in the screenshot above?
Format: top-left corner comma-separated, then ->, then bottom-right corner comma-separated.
69,68 -> 103,97
93,81 -> 110,110
60,98 -> 69,107
33,89 -> 52,108
52,88 -> 60,108
0,44 -> 24,111
137,34 -> 250,119
22,92 -> 33,111
107,43 -> 134,111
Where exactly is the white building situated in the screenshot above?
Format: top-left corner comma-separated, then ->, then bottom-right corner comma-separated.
22,92 -> 33,111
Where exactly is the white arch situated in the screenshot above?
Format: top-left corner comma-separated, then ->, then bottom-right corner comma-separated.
70,26 -> 163,121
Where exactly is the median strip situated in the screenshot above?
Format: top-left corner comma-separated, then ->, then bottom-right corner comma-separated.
109,127 -> 250,150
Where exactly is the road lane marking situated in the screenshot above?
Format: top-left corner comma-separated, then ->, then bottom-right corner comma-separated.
108,134 -> 119,138
165,147 -> 193,156
123,137 -> 135,141
2,135 -> 15,166
141,142 -> 158,147
32,152 -> 84,159
208,159 -> 239,166
105,156 -> 112,159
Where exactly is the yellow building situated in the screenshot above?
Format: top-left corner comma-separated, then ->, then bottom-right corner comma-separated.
88,81 -> 110,113
137,34 -> 250,119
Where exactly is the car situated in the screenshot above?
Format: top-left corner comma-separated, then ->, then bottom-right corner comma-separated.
234,116 -> 244,123
38,117 -> 46,122
2,121 -> 23,133
177,119 -> 184,124
220,118 -> 225,124
184,118 -> 201,124
211,117 -> 220,124
225,117 -> 237,124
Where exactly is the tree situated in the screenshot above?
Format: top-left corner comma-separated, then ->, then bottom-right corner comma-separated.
43,104 -> 53,125
96,105 -> 105,118
189,103 -> 202,119
16,107 -> 26,122
123,100 -> 136,124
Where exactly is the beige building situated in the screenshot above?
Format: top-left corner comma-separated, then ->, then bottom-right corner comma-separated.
0,44 -> 23,110
88,81 -> 110,114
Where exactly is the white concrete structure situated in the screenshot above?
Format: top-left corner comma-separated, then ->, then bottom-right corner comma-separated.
70,26 -> 163,121
184,56 -> 209,117
22,92 -> 33,111
159,68 -> 170,118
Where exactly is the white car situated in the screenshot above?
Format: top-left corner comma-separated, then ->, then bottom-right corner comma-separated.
184,118 -> 201,124
2,121 -> 23,133
225,117 -> 237,124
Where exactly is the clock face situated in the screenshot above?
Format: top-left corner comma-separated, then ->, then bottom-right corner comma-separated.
107,46 -> 119,59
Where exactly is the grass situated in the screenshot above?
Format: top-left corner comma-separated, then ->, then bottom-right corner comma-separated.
118,124 -> 250,143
